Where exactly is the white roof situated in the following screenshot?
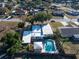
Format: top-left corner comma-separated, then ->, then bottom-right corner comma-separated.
73,22 -> 79,25
22,31 -> 31,43
32,32 -> 41,37
42,24 -> 53,35
32,25 -> 41,32
34,42 -> 43,50
60,22 -> 68,26
32,25 -> 42,37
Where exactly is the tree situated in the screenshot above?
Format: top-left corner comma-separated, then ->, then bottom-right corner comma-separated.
18,22 -> 25,28
26,16 -> 33,22
27,2 -> 36,8
4,32 -> 20,47
3,31 -> 22,56
26,0 -> 42,8
31,12 -> 52,22
7,40 -> 22,55
34,0 -> 42,5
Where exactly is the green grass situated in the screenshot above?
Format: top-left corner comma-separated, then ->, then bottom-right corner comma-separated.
50,22 -> 63,28
0,22 -> 19,29
0,22 -> 18,25
50,22 -> 63,32
50,21 -> 74,28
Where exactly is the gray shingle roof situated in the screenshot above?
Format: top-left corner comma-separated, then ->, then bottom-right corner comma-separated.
59,27 -> 79,37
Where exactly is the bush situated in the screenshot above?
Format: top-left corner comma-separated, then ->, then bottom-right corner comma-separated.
18,22 -> 25,28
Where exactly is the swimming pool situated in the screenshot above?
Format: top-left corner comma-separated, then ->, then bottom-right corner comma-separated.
42,39 -> 58,53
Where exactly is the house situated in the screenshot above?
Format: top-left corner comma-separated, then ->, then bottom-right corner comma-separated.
59,27 -> 79,37
52,9 -> 64,17
22,24 -> 53,43
66,11 -> 79,16
11,9 -> 26,15
22,24 -> 58,54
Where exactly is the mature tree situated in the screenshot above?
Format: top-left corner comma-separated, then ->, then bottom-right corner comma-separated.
18,22 -> 25,28
31,12 -> 52,22
27,2 -> 36,8
7,39 -> 21,55
34,0 -> 42,5
4,31 -> 20,47
3,31 -> 22,56
26,0 -> 42,8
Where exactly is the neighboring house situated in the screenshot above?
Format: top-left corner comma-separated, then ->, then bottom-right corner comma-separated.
29,9 -> 40,15
52,9 -> 64,17
0,3 -> 6,8
66,11 -> 79,16
11,9 -> 27,15
59,27 -> 79,37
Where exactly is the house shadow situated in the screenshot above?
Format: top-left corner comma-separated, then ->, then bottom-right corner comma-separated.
69,37 -> 79,44
14,52 -> 77,59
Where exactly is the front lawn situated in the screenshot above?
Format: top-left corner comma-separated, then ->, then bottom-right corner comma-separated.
50,22 -> 63,32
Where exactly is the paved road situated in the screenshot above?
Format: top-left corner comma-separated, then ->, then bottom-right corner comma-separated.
50,16 -> 78,22
0,18 -> 23,22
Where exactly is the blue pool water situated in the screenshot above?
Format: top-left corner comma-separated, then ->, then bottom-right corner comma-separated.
44,40 -> 56,52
